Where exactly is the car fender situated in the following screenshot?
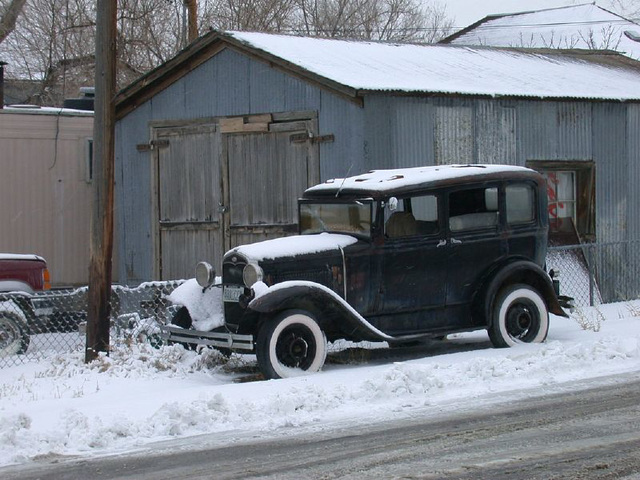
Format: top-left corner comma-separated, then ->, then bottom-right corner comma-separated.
248,281 -> 420,343
475,260 -> 568,326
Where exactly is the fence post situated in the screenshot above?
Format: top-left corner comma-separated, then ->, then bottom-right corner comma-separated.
588,244 -> 595,307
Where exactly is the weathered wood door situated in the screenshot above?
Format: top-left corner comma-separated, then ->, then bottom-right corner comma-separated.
154,113 -> 319,280
156,124 -> 224,280
225,120 -> 318,247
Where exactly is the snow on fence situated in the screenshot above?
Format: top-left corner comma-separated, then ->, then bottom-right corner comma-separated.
1,241 -> 639,368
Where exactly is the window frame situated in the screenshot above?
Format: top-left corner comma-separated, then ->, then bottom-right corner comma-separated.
527,160 -> 595,243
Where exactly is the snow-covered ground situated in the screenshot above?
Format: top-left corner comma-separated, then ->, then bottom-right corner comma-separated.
1,301 -> 639,467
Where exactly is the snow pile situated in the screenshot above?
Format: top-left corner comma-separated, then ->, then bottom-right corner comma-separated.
167,278 -> 224,331
0,302 -> 639,466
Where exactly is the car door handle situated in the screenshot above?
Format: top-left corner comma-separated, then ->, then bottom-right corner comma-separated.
451,238 -> 463,245
437,239 -> 447,248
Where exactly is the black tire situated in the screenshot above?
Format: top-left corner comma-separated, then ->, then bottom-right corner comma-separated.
489,284 -> 549,348
0,310 -> 31,355
256,310 -> 327,379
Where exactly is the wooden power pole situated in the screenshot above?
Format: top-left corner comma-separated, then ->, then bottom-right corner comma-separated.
185,0 -> 198,43
86,0 -> 117,363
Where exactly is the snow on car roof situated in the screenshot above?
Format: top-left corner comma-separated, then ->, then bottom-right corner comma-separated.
305,164 -> 537,197
226,30 -> 640,101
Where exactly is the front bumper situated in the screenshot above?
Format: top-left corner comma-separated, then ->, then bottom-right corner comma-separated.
160,325 -> 254,351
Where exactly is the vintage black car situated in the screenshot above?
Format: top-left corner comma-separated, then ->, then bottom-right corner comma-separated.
162,164 -> 567,379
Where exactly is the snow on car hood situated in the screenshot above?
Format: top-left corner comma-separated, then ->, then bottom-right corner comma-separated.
229,233 -> 358,262
167,278 -> 224,331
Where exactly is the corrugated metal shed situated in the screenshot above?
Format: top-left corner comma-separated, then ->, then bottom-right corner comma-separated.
115,31 -> 640,302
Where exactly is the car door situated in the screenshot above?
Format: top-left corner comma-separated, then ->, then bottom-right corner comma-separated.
368,193 -> 449,335
444,183 -> 507,327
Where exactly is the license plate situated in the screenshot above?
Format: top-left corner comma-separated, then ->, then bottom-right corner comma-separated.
223,285 -> 244,303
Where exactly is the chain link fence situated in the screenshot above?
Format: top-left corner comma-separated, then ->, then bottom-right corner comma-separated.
2,240 -> 639,368
0,281 -> 183,368
547,240 -> 640,308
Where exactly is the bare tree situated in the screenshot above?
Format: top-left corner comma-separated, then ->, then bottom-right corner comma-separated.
0,0 -> 26,44
608,0 -> 640,21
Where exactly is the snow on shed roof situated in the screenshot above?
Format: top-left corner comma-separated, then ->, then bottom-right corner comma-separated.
304,164 -> 538,197
225,30 -> 640,102
441,3 -> 640,60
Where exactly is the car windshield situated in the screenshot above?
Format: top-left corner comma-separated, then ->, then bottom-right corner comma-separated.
299,201 -> 373,238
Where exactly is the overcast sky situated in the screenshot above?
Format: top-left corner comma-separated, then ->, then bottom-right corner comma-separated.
446,0 -> 586,27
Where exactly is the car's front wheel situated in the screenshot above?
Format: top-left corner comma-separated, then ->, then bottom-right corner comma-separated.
256,310 -> 327,379
489,284 -> 549,348
0,310 -> 31,355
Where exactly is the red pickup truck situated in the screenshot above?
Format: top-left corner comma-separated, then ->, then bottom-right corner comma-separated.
0,254 -> 51,355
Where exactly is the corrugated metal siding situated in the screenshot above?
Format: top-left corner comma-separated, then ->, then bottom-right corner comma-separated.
0,112 -> 97,286
629,104 -> 640,243
593,103 -> 627,243
475,100 -> 516,165
434,101 -> 474,165
390,98 -> 435,168
516,101 -> 559,162
557,102 -> 593,160
318,92 -> 365,181
115,104 -> 155,284
593,102 -> 630,300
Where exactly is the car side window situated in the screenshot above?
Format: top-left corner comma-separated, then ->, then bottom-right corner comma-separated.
449,187 -> 499,232
506,184 -> 535,225
385,195 -> 439,238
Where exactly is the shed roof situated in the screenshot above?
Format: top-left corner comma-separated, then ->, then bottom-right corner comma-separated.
304,164 -> 540,199
116,30 -> 640,119
441,3 -> 640,60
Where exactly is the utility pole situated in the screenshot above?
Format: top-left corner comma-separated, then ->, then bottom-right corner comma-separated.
86,0 -> 117,363
184,0 -> 198,43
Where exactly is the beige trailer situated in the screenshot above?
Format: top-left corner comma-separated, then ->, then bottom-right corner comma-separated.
0,105 -> 116,286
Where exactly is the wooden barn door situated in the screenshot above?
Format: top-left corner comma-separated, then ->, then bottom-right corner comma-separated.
153,113 -> 320,280
155,124 -> 224,279
222,113 -> 320,249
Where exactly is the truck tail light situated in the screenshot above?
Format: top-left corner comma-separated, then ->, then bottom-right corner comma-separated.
43,268 -> 51,290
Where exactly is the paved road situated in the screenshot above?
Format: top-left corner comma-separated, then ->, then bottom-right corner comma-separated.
4,374 -> 640,479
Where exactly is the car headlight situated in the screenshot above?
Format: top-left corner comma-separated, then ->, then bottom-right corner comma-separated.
195,262 -> 216,288
243,263 -> 263,287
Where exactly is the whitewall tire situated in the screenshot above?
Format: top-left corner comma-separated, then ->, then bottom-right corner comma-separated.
256,310 -> 327,379
489,284 -> 549,348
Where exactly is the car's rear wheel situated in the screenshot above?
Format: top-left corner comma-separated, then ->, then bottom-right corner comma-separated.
256,310 -> 327,379
489,284 -> 549,348
0,310 -> 30,355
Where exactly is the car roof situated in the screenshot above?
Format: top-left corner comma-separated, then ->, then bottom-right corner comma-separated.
304,164 -> 543,199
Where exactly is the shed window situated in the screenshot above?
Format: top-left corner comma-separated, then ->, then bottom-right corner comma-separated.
528,161 -> 595,244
